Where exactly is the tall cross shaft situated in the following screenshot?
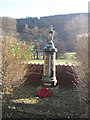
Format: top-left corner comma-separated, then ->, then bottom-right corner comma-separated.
42,25 -> 58,87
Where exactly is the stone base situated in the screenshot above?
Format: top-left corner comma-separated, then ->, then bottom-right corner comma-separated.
42,77 -> 57,87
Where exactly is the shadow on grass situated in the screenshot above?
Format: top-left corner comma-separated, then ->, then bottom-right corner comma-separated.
2,84 -> 88,119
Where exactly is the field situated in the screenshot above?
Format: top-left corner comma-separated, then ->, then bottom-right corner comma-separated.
25,52 -> 77,66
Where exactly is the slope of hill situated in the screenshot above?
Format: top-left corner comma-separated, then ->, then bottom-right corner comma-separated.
1,13 -> 88,52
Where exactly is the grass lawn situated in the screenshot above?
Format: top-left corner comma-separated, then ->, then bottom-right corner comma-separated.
24,52 -> 77,66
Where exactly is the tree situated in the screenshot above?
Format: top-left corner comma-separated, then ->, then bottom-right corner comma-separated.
2,13 -> 88,53
2,17 -> 19,39
64,14 -> 88,51
33,40 -> 39,59
54,37 -> 66,59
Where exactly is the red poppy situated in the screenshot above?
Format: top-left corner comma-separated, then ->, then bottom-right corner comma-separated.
38,88 -> 51,97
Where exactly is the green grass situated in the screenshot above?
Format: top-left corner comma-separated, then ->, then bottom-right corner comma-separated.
64,52 -> 76,59
56,59 -> 76,65
28,59 -> 44,64
24,52 -> 77,66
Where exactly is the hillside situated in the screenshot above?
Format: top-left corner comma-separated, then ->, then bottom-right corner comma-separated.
1,13 -> 88,52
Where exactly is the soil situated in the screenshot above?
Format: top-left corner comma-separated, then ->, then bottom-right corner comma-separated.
2,85 -> 88,119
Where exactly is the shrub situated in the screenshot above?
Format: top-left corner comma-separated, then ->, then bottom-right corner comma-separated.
24,64 -> 43,85
24,72 -> 42,85
1,36 -> 33,93
56,65 -> 77,86
75,33 -> 88,101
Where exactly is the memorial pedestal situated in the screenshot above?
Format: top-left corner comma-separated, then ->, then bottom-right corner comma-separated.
42,40 -> 58,87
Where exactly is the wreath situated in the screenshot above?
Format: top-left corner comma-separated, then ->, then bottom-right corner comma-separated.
38,88 -> 51,97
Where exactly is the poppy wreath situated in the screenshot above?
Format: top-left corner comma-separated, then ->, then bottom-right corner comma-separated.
38,88 -> 51,97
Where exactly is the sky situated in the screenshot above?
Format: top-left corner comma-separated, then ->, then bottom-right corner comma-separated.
0,0 -> 89,18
